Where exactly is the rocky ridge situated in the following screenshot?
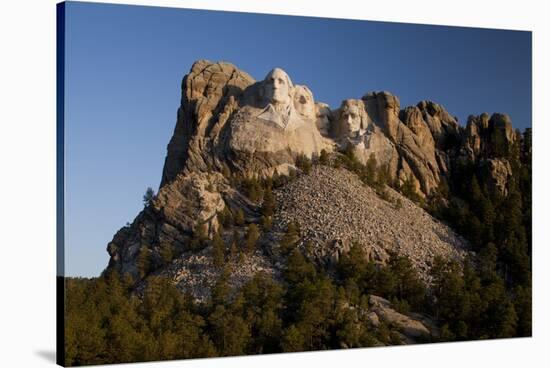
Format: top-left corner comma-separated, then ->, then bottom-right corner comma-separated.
106,59 -> 519,304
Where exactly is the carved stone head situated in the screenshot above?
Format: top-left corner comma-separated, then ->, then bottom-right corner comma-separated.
315,102 -> 332,136
293,85 -> 315,121
263,68 -> 293,107
338,99 -> 368,138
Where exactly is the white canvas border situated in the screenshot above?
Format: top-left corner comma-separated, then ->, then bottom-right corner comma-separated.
0,0 -> 547,367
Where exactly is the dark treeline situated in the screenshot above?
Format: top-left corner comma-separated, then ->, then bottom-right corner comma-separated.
428,128 -> 532,339
327,128 -> 532,340
65,128 -> 531,365
65,243 -> 526,366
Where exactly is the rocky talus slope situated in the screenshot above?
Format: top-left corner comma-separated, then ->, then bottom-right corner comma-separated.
140,165 -> 467,304
273,166 -> 468,279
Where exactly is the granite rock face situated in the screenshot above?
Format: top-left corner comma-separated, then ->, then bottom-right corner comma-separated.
105,59 -> 519,294
416,100 -> 461,150
161,61 -> 331,184
107,171 -> 233,277
160,60 -> 519,198
161,60 -> 256,186
368,295 -> 437,343
329,92 -> 444,196
459,112 -> 519,195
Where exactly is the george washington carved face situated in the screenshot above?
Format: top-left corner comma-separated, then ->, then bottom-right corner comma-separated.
263,68 -> 293,107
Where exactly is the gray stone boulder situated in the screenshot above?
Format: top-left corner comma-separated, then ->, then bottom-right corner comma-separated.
368,295 -> 434,343
481,158 -> 513,196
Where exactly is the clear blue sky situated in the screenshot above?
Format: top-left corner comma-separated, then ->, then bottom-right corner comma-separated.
63,1 -> 531,277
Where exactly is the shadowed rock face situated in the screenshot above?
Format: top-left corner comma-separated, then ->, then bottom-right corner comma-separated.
106,59 -> 519,282
314,102 -> 332,136
293,85 -> 316,121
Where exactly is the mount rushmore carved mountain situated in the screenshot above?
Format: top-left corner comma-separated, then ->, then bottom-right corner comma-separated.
105,59 -> 525,304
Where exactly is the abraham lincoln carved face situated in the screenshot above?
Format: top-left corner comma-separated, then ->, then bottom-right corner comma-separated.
340,101 -> 363,136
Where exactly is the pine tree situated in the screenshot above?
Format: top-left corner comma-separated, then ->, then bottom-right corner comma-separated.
337,242 -> 368,284
365,153 -> 377,186
234,208 -> 245,226
212,232 -> 225,268
279,221 -> 300,255
211,268 -> 231,306
401,174 -> 422,203
387,255 -> 426,311
142,187 -> 155,207
283,249 -> 316,285
512,285 -> 532,336
261,186 -> 276,217
190,223 -> 208,251
261,215 -> 273,231
197,223 -> 208,242
319,149 -> 329,165
247,178 -> 261,202
376,164 -> 391,189
497,300 -> 518,338
217,206 -> 233,228
245,224 -> 260,254
470,175 -> 483,202
208,304 -> 251,356
229,239 -> 238,260
281,325 -> 305,352
295,153 -> 312,174
137,245 -> 151,279
159,243 -> 173,265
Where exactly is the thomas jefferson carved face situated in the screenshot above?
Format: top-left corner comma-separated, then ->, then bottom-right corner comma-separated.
264,68 -> 293,107
293,85 -> 315,120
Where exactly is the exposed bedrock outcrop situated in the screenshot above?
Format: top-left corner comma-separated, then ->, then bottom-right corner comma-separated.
105,59 -> 519,288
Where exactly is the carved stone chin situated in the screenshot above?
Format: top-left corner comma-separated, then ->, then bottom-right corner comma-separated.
256,103 -> 306,132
